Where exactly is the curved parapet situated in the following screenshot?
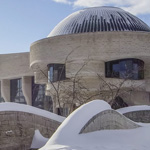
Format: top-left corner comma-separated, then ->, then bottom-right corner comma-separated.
80,109 -> 140,134
30,32 -> 150,67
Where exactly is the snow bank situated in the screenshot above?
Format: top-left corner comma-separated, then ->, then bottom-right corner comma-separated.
31,130 -> 48,149
41,100 -> 111,149
0,102 -> 65,122
40,100 -> 150,150
117,105 -> 150,114
42,126 -> 150,150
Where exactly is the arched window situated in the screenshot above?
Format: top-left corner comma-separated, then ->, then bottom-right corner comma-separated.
48,64 -> 66,82
105,58 -> 144,80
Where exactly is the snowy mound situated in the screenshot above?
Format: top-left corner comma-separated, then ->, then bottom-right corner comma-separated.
40,100 -> 147,150
41,100 -> 110,148
0,102 -> 65,122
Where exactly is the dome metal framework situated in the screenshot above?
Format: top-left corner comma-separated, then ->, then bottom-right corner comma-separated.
48,6 -> 150,37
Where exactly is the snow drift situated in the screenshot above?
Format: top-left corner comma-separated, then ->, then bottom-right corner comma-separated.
40,100 -> 150,150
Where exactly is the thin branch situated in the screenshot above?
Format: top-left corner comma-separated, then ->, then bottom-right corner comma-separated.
97,74 -> 114,100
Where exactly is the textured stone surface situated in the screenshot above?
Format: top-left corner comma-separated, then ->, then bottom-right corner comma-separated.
123,110 -> 150,123
0,111 -> 61,150
30,31 -> 150,106
0,52 -> 33,80
80,109 -> 140,134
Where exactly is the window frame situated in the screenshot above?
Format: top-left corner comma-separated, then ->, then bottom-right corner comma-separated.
32,77 -> 53,112
48,64 -> 66,82
10,78 -> 26,104
105,58 -> 144,80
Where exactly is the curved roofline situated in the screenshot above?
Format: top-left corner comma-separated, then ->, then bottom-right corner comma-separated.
31,31 -> 150,48
48,6 -> 150,37
82,6 -> 123,10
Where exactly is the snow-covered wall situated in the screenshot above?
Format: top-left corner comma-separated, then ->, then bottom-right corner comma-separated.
41,100 -> 142,150
0,103 -> 65,149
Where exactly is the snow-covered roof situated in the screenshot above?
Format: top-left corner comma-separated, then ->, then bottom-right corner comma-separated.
0,102 -> 65,122
48,6 -> 150,37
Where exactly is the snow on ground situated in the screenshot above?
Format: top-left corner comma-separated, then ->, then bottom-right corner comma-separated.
0,102 -> 65,122
41,126 -> 150,150
31,130 -> 49,149
40,100 -> 150,150
41,100 -> 111,146
117,105 -> 150,114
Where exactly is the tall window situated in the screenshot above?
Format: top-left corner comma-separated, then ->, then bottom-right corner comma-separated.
10,78 -> 26,104
32,77 -> 53,112
105,58 -> 144,80
48,64 -> 66,82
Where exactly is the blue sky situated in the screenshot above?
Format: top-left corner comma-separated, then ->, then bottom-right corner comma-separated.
0,0 -> 150,54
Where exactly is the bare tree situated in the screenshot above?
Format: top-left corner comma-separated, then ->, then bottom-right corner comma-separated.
96,73 -> 145,109
33,54 -> 145,116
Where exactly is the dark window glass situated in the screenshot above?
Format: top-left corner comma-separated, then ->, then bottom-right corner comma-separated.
57,107 -> 69,117
32,77 -> 53,112
105,58 -> 144,80
112,61 -> 119,77
0,82 -> 4,102
10,79 -> 26,104
48,64 -> 66,82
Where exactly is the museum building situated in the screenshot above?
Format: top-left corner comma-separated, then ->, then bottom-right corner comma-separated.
1,6 -> 150,116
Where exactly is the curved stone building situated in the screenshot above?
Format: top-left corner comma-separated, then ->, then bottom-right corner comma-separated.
30,6 -> 150,115
1,6 -> 150,116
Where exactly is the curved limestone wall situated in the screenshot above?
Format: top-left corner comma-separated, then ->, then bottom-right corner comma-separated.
0,111 -> 62,150
80,109 -> 140,134
123,110 -> 150,123
30,32 -> 150,80
30,32 -> 150,106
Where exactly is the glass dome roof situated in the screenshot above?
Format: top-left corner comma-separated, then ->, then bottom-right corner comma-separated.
48,6 -> 150,37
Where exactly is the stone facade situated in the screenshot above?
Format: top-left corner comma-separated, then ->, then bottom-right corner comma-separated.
0,111 -> 61,150
30,32 -> 150,109
0,53 -> 34,106
0,53 -> 33,80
